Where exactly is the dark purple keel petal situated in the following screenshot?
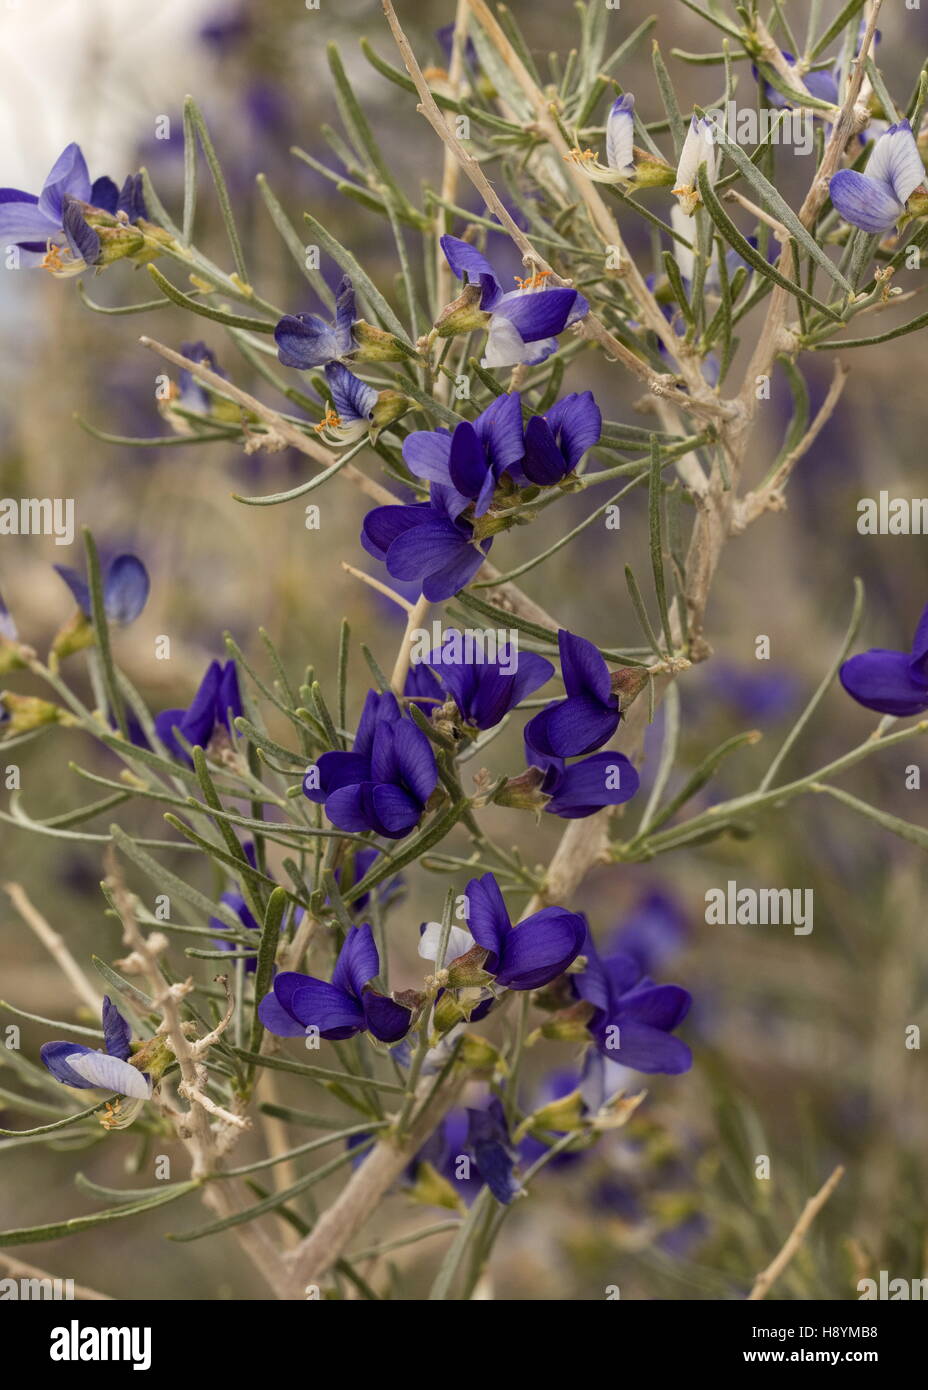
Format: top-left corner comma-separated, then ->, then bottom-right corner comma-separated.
839,649 -> 928,716
535,694 -> 619,758
544,751 -> 640,818
104,554 -> 150,625
362,989 -> 412,1043
599,1020 -> 693,1074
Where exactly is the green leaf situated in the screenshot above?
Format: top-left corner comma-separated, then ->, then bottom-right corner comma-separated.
0,1096 -> 119,1139
109,823 -> 242,929
303,213 -> 410,343
82,528 -> 126,737
184,95 -> 249,284
704,125 -> 852,296
812,783 -> 928,851
230,1046 -> 405,1093
145,265 -> 275,332
247,888 -> 287,1058
0,1181 -> 199,1246
648,435 -> 673,652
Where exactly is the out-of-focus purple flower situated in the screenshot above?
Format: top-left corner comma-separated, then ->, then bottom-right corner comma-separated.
303,689 -> 437,839
402,393 -> 525,516
176,340 -> 227,413
704,661 -> 799,721
155,659 -> 242,763
199,3 -> 251,50
840,600 -> 928,715
830,121 -> 927,234
0,590 -> 18,643
440,234 -> 589,367
41,996 -> 151,1100
54,553 -> 150,626
361,485 -> 492,601
753,50 -> 839,109
573,926 -> 692,1074
405,629 -> 553,730
435,22 -> 478,70
465,1097 -> 520,1204
607,890 -> 688,975
523,629 -> 620,758
274,277 -> 356,370
258,923 -> 412,1043
464,871 -> 585,990
521,391 -> 602,486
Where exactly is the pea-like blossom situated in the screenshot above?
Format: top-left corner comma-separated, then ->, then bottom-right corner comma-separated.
521,391 -> 602,486
274,276 -> 356,369
674,114 -> 720,214
572,927 -> 692,1074
525,747 -> 641,820
463,871 -> 585,990
829,121 -> 927,235
464,1097 -> 520,1204
361,485 -> 492,601
258,922 -> 412,1043
54,553 -> 150,626
405,630 -> 553,731
840,600 -> 928,716
605,93 -> 636,177
440,234 -> 589,368
303,689 -> 437,838
402,393 -> 525,517
523,628 -> 620,759
0,144 -> 153,274
41,997 -> 152,1100
155,658 -> 243,763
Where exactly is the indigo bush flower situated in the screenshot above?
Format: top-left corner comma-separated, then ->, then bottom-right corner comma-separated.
173,340 -> 228,415
55,553 -> 150,626
402,393 -> 525,516
275,276 -> 356,369
754,51 -> 839,109
524,748 -> 641,819
573,928 -> 693,1074
155,659 -> 242,762
0,143 -> 161,274
406,630 -> 553,731
465,1097 -> 520,1204
41,997 -> 152,1101
258,922 -> 412,1042
523,629 -> 620,758
440,234 -> 589,367
674,115 -> 720,214
829,121 -> 927,234
521,391 -> 602,486
607,890 -> 689,974
606,94 -> 636,177
361,486 -> 492,600
463,871 -> 585,990
304,689 -> 437,838
840,600 -> 928,715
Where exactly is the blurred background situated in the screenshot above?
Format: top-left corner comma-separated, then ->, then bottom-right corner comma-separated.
0,0 -> 925,1300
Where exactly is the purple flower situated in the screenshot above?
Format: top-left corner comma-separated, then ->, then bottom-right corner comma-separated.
258,922 -> 412,1043
54,553 -> 150,626
402,393 -> 525,517
606,94 -> 636,176
607,890 -> 688,974
177,340 -> 227,413
322,362 -> 378,440
274,276 -> 356,370
753,51 -> 839,109
465,1097 -> 520,1204
0,143 -> 147,272
523,629 -> 620,758
440,234 -> 589,367
41,996 -> 151,1100
464,871 -> 585,990
361,486 -> 492,601
573,927 -> 692,1074
521,391 -> 602,486
530,749 -> 640,819
840,600 -> 928,716
406,630 -> 553,730
155,659 -> 242,763
303,689 -> 437,839
829,121 -> 927,234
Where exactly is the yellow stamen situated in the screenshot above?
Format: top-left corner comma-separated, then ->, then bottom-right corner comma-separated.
563,147 -> 597,164
314,407 -> 342,433
514,270 -> 554,291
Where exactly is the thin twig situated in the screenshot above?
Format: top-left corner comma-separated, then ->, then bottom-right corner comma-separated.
748,1165 -> 845,1300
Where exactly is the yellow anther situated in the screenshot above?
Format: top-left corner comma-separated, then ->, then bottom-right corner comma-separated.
314,407 -> 343,433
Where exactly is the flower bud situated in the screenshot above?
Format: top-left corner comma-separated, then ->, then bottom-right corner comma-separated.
51,611 -> 94,665
352,320 -> 415,362
0,692 -> 67,735
518,1087 -> 586,1138
408,1159 -> 462,1211
371,389 -> 413,434
433,283 -> 490,339
493,765 -> 548,811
